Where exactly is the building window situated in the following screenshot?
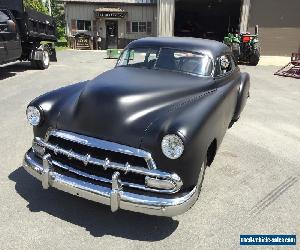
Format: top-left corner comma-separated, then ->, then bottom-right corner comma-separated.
77,20 -> 91,31
130,21 -> 152,33
132,22 -> 139,33
146,22 -> 152,34
139,22 -> 146,32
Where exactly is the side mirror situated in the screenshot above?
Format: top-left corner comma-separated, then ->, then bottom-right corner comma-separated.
6,20 -> 17,33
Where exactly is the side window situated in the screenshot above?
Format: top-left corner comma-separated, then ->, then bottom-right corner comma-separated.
0,10 -> 10,23
117,48 -> 159,69
128,49 -> 146,66
0,10 -> 10,32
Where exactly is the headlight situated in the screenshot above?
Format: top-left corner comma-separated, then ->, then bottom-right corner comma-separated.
161,134 -> 184,159
26,106 -> 41,126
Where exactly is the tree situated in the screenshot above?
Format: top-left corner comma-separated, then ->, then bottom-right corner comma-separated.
23,0 -> 48,14
24,0 -> 66,40
49,0 -> 65,39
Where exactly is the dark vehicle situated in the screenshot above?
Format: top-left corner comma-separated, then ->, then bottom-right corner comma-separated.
224,25 -> 260,66
23,37 -> 250,216
0,0 -> 57,70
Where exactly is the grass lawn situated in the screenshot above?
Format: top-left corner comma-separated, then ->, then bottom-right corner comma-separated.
55,39 -> 68,51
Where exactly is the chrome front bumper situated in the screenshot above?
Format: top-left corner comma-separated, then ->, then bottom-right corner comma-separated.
23,150 -> 198,217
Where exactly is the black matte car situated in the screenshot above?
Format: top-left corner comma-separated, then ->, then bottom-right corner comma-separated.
23,37 -> 250,216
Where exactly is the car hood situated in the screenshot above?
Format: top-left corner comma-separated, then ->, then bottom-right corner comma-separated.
56,67 -> 215,148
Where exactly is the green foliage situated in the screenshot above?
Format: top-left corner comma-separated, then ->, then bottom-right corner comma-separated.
50,0 -> 66,40
23,0 -> 48,14
24,0 -> 66,40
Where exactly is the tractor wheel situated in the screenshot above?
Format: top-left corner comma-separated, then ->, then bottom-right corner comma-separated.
231,43 -> 240,63
249,49 -> 260,66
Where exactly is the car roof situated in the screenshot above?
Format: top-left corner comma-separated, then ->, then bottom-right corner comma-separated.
127,37 -> 231,59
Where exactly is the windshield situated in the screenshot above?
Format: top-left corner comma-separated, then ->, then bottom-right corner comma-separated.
116,47 -> 214,76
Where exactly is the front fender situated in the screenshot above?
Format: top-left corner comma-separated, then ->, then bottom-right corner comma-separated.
140,88 -> 232,191
28,81 -> 88,138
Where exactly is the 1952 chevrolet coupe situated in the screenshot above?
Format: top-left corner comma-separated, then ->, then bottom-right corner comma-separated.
23,37 -> 250,217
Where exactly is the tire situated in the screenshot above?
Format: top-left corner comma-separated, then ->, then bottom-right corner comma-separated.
231,43 -> 240,62
34,50 -> 50,70
249,48 -> 260,66
196,155 -> 208,199
228,117 -> 239,128
31,60 -> 38,69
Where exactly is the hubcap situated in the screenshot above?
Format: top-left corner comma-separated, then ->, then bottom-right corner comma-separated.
43,51 -> 49,66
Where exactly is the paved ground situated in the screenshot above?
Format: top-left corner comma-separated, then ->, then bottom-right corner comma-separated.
258,56 -> 291,67
0,50 -> 299,250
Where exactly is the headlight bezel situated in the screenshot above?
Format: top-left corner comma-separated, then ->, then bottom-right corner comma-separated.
26,106 -> 42,126
161,134 -> 185,160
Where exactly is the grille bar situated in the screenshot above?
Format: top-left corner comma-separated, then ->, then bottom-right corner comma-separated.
35,137 -> 176,180
45,129 -> 156,169
52,160 -> 177,194
33,130 -> 183,194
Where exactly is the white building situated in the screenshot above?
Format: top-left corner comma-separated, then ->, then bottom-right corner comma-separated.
63,0 -> 157,49
62,0 -> 300,55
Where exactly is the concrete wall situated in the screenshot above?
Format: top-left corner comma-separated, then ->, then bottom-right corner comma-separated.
249,0 -> 300,56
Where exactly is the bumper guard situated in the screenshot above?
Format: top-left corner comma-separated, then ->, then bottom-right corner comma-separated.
23,150 -> 198,217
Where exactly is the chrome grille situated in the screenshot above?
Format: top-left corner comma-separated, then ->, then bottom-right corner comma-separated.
33,129 -> 182,194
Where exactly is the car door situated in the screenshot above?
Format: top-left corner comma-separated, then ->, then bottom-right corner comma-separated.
214,54 -> 240,127
0,34 -> 6,64
0,9 -> 8,64
0,9 -> 21,62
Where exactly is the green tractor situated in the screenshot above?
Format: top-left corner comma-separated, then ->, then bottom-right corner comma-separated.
224,25 -> 260,66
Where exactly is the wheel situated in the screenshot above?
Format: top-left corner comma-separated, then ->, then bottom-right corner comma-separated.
231,43 -> 240,63
30,60 -> 38,69
196,155 -> 208,199
34,50 -> 50,70
249,48 -> 260,66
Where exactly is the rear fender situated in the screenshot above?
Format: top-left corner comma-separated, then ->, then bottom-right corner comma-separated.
232,72 -> 250,122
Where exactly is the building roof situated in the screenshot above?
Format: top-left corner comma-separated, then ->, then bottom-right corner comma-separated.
127,37 -> 231,59
61,0 -> 156,3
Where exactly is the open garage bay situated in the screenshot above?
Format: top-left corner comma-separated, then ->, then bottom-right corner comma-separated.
175,0 -> 242,41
